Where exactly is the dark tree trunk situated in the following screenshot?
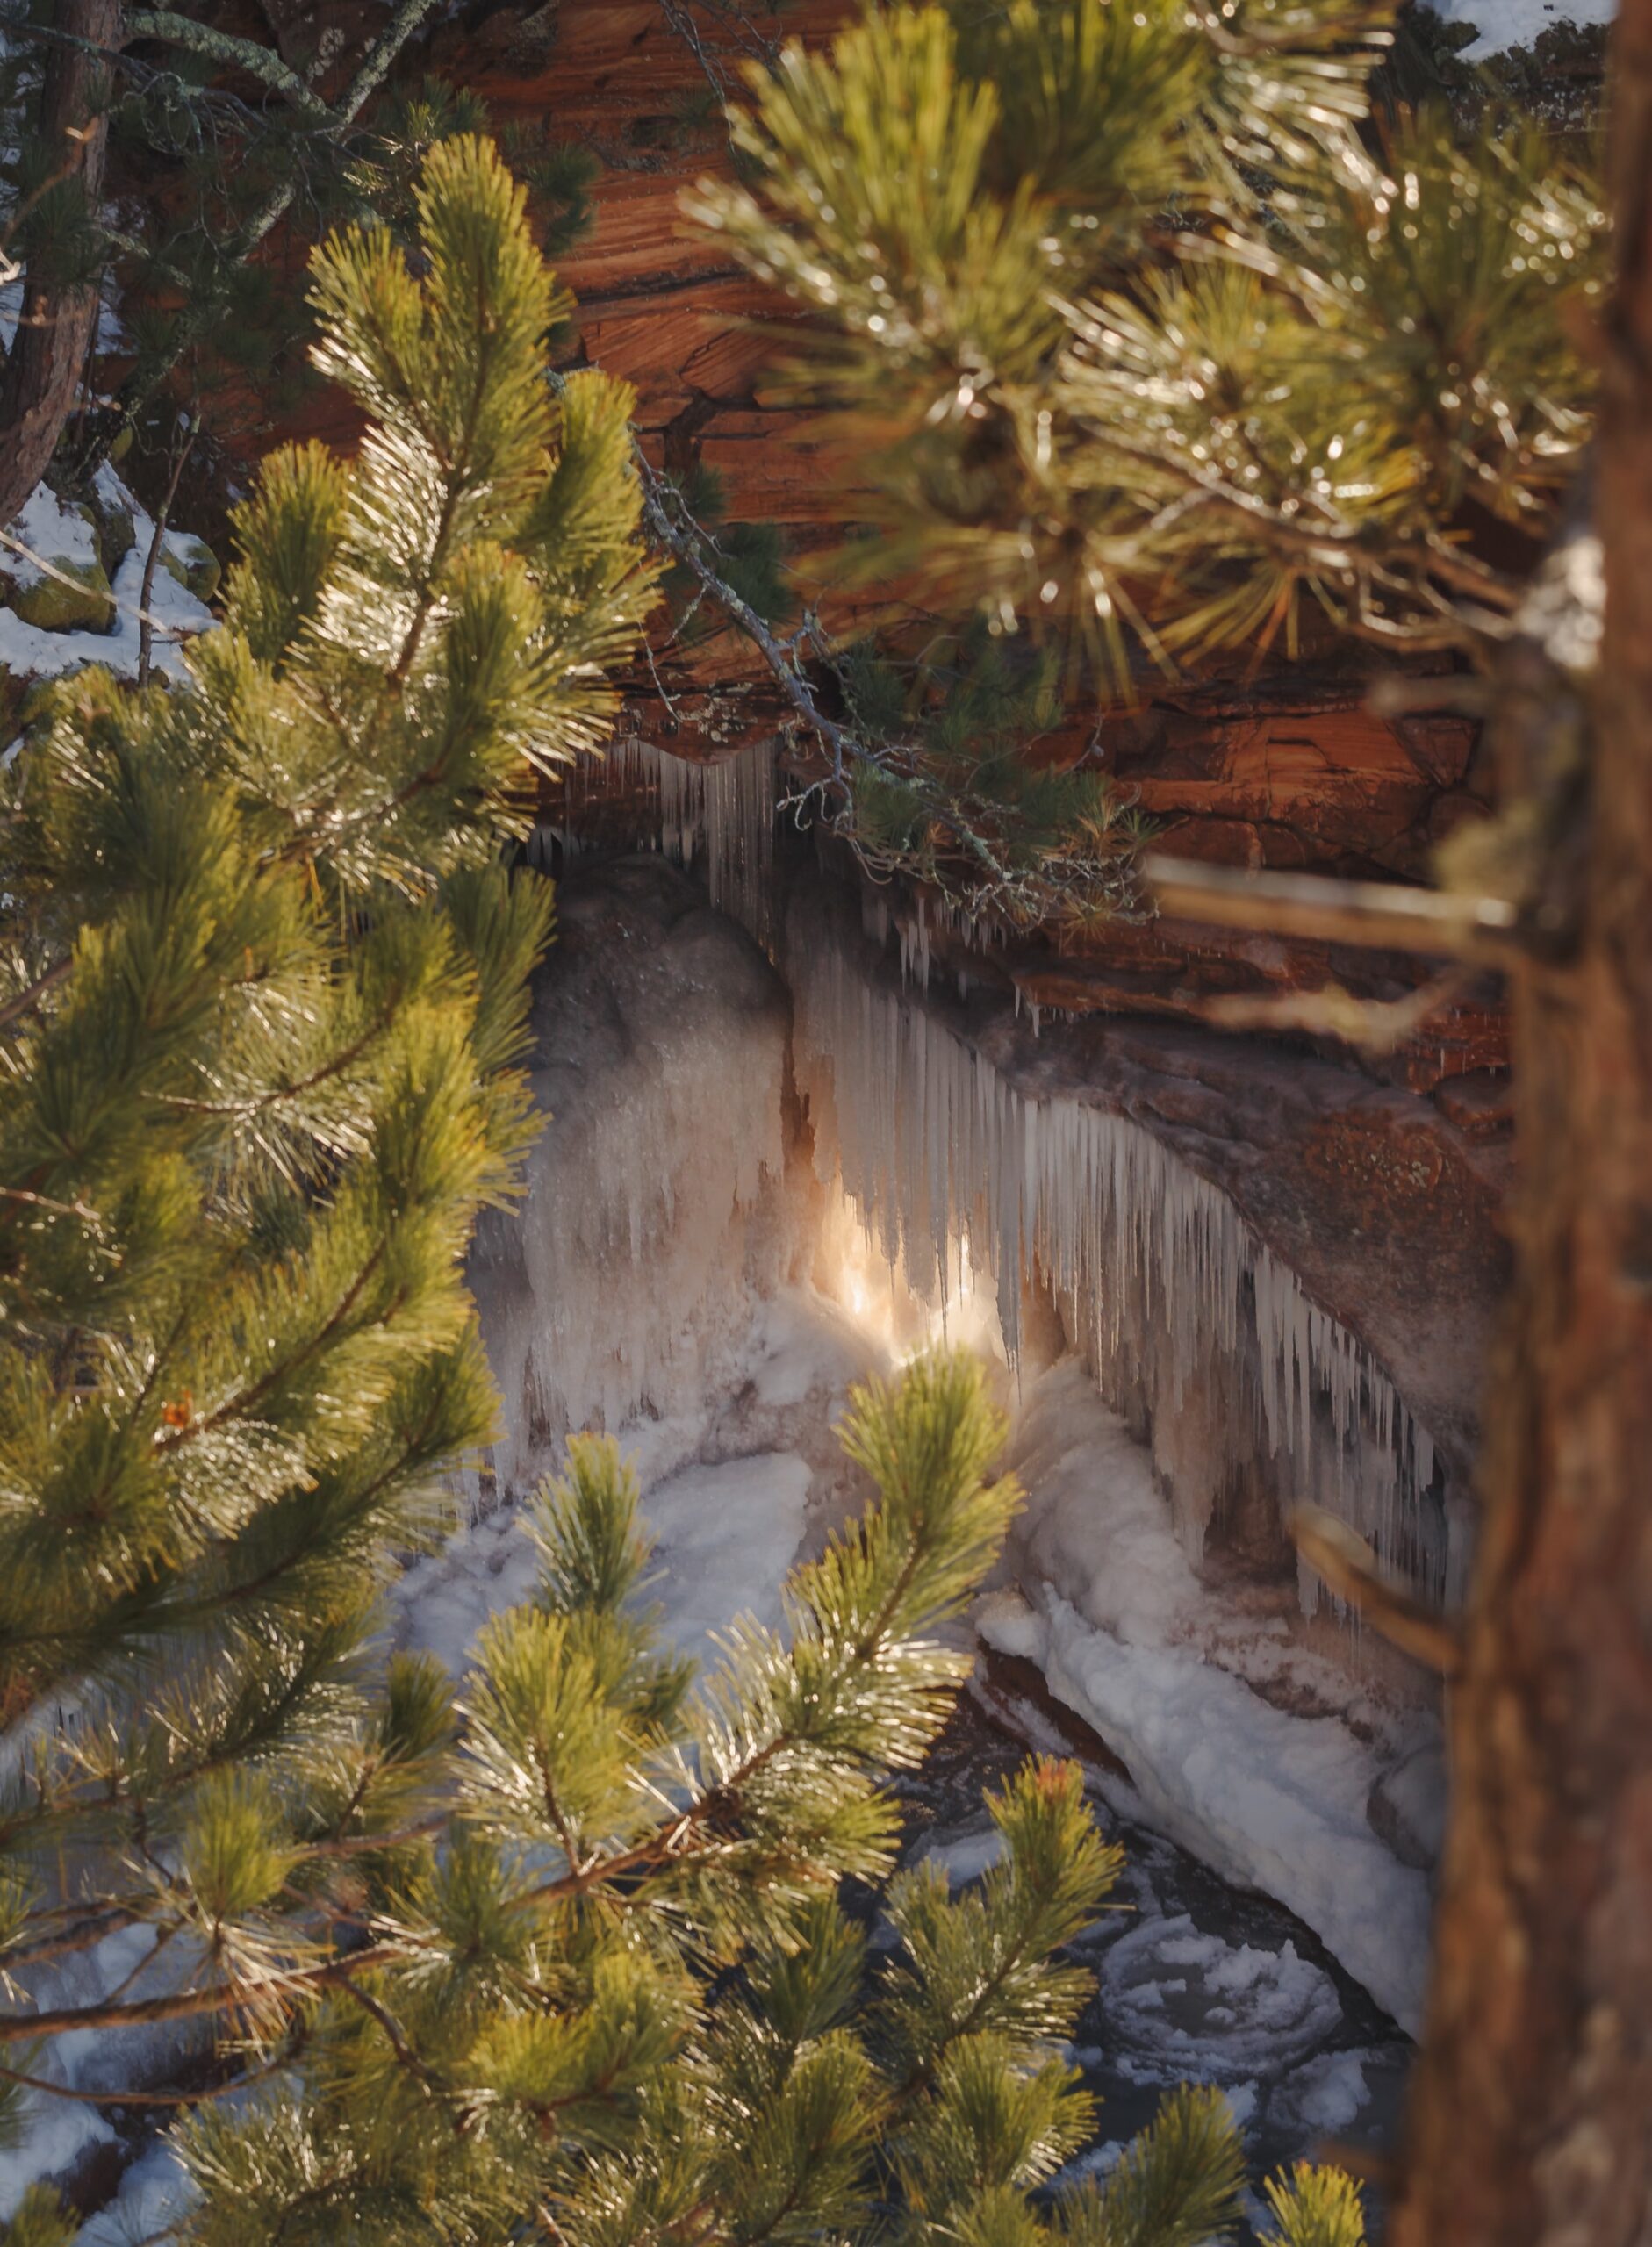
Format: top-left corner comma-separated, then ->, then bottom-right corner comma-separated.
0,0 -> 120,532
1392,8 -> 1652,2242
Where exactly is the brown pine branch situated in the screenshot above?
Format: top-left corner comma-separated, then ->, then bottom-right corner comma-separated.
1289,1505 -> 1463,1676
1143,852 -> 1521,964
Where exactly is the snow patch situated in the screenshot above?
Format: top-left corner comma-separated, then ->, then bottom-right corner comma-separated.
977,1363 -> 1437,2032
1099,1917 -> 1342,2082
639,1451 -> 811,1661
0,470 -> 212,684
1433,0 -> 1612,54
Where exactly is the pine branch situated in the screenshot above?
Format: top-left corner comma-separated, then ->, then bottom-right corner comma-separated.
1143,854 -> 1521,964
78,0 -> 447,477
125,11 -> 333,121
0,1938 -> 415,2044
635,449 -> 1141,924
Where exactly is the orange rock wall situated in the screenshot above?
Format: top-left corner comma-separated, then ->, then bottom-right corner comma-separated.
406,4 -> 1514,1100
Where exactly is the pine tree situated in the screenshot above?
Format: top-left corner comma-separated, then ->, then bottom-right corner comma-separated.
684,0 -> 1605,916
0,123 -> 1368,2247
0,1342 -> 1365,2247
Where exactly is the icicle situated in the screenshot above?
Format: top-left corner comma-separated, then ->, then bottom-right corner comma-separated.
786,934 -> 1454,1612
544,737 -> 777,950
471,872 -> 788,1496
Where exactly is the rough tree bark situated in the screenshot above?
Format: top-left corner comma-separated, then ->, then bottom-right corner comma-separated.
1390,7 -> 1652,2243
0,0 -> 120,532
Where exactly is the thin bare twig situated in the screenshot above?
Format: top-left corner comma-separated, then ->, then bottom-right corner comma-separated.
138,408 -> 200,686
1195,966 -> 1474,1053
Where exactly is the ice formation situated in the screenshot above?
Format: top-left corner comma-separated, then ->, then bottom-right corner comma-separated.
786,909 -> 1452,1605
530,736 -> 776,947
1097,1917 -> 1344,2083
976,1363 -> 1439,2031
538,732 -> 1454,1605
466,858 -> 789,1501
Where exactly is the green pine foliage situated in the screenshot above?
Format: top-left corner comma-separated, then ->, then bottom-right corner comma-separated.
833,633 -> 1149,925
1258,2163 -> 1370,2247
661,460 -> 798,641
0,0 -> 585,497
683,0 -> 1606,925
0,120 -> 650,2139
0,1346 -> 1369,2244
693,0 -> 1605,686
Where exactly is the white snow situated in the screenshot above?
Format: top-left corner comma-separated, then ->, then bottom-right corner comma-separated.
0,1921 -> 180,2220
1433,0 -> 1612,53
1270,2047 -> 1371,2136
1099,1917 -> 1342,2082
636,1450 -> 811,1660
398,1283 -> 883,1678
0,470 -> 212,685
6,483 -> 100,577
0,2103 -> 113,2225
916,1823 -> 1008,1886
70,2139 -> 194,2245
1030,1597 -> 1433,2033
976,1362 -> 1436,2033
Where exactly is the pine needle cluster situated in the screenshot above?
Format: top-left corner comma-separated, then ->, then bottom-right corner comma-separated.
685,0 -> 1607,921
693,0 -> 1605,683
0,1351 -> 1368,2246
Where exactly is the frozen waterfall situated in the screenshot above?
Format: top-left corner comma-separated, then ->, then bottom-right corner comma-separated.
784,894 -> 1454,1613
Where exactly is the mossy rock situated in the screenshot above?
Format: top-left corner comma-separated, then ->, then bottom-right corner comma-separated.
86,485 -> 137,578
8,553 -> 114,634
161,534 -> 219,605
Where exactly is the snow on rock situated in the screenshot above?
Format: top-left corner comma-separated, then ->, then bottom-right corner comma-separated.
397,1286 -> 887,1678
1031,1597 -> 1433,2034
1269,2047 -> 1371,2136
0,2102 -> 114,2226
1433,0 -> 1613,53
69,2139 -> 194,2245
0,1920 -> 197,2220
916,1823 -> 1008,1887
977,1361 -> 1438,2034
0,470 -> 213,685
637,1451 -> 811,1661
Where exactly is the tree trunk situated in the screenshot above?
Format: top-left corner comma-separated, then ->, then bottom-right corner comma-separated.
0,0 -> 120,532
1390,9 -> 1652,2243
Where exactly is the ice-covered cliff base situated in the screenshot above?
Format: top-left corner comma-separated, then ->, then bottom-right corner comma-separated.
979,1363 -> 1438,2033
451,855 -> 1444,2040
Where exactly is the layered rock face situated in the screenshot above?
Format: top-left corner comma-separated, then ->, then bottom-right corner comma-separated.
414,0 -> 1511,1101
